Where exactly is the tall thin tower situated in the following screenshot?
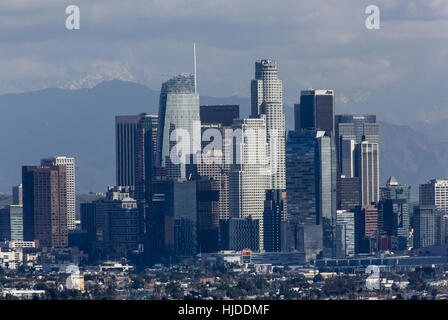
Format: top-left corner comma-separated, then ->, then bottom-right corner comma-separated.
156,44 -> 201,180
41,156 -> 76,230
250,59 -> 286,191
193,41 -> 197,94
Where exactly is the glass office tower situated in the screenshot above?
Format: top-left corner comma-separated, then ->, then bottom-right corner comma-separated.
286,129 -> 337,258
157,74 -> 201,180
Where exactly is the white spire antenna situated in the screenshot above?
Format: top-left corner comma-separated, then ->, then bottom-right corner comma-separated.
193,41 -> 197,94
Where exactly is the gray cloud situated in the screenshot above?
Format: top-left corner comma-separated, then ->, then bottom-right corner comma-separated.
1,0 -> 448,123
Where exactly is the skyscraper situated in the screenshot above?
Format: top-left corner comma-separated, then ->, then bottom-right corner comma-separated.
145,173 -> 199,260
220,216 -> 260,252
251,59 -> 286,191
413,205 -> 444,249
200,105 -> 239,127
335,114 -> 379,177
420,179 -> 448,214
355,142 -> 380,205
419,179 -> 448,245
337,175 -> 360,211
354,204 -> 379,253
380,176 -> 411,202
197,178 -> 220,253
0,205 -> 23,241
336,210 -> 355,257
135,115 -> 158,199
378,199 -> 410,250
229,118 -> 270,250
41,157 -> 76,230
263,189 -> 286,252
91,186 -> 140,259
116,115 -> 141,188
285,129 -> 337,258
134,114 -> 158,241
298,89 -> 335,136
22,165 -> 68,248
12,184 -> 23,206
286,130 -> 320,225
156,74 -> 201,180
197,104 -> 239,223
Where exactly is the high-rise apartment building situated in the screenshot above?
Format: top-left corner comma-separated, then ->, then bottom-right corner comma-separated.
156,74 -> 201,180
298,89 -> 335,136
41,157 -> 76,230
22,165 -> 68,248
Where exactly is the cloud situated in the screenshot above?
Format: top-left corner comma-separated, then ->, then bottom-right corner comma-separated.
0,0 -> 447,122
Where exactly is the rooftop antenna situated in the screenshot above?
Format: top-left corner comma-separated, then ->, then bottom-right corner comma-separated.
193,41 -> 197,94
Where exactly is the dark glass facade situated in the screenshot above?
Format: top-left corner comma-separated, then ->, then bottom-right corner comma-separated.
200,105 -> 239,127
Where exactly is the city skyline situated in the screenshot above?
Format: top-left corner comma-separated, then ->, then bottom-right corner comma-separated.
3,0 -> 448,305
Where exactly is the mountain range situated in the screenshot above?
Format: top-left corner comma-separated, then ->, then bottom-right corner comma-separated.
1,80 -> 447,200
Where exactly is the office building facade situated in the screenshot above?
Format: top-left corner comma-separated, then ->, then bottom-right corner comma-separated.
378,199 -> 410,250
251,59 -> 286,192
229,118 -> 270,250
116,115 -> 141,187
220,217 -> 260,251
200,104 -> 239,127
298,89 -> 335,136
0,205 -> 23,241
336,210 -> 355,257
354,204 -> 379,253
12,184 -> 23,206
263,189 -> 286,252
285,129 -> 337,258
355,142 -> 380,205
413,205 -> 444,249
156,74 -> 201,180
380,176 -> 411,202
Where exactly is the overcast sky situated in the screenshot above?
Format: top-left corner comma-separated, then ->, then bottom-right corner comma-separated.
1,0 -> 448,123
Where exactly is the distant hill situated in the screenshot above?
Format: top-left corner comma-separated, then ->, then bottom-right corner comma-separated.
0,80 -> 447,198
0,80 -> 254,193
379,121 -> 448,200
